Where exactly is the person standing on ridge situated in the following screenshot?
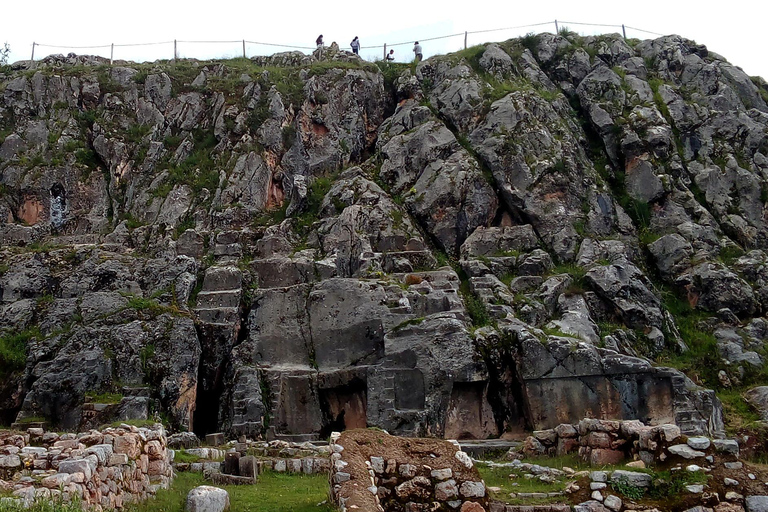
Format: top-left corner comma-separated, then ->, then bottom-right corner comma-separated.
316,35 -> 324,48
386,49 -> 395,62
413,41 -> 423,63
350,36 -> 360,55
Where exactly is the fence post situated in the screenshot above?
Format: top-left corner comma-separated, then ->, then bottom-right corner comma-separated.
622,24 -> 627,39
242,40 -> 246,58
383,43 -> 387,61
31,42 -> 35,62
554,20 -> 559,34
110,43 -> 114,65
173,40 -> 177,61
464,31 -> 468,50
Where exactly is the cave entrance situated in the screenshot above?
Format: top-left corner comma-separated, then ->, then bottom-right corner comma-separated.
444,381 -> 499,440
319,378 -> 367,439
192,386 -> 221,438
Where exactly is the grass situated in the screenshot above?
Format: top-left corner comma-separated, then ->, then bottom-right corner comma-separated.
125,471 -> 334,512
84,392 -> 124,404
0,327 -> 39,376
0,499 -> 83,512
172,450 -> 203,464
477,464 -> 566,505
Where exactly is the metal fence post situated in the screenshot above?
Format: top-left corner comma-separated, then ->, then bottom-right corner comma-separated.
110,43 -> 114,65
622,24 -> 627,39
464,31 -> 468,49
242,40 -> 246,58
173,39 -> 177,60
31,42 -> 36,62
555,20 -> 559,34
383,43 -> 387,60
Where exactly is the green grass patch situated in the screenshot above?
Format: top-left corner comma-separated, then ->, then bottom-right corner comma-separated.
0,498 -> 83,512
172,450 -> 203,464
125,471 -> 334,512
0,327 -> 39,376
84,392 -> 124,404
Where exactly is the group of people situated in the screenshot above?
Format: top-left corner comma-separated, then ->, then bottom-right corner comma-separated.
315,35 -> 424,63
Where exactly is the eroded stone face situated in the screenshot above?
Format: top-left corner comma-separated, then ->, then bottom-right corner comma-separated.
4,33 -> 764,440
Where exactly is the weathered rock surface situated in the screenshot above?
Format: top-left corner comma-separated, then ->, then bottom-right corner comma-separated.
3,31 -> 768,440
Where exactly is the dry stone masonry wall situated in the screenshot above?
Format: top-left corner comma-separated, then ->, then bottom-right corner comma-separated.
0,424 -> 172,510
330,429 -> 489,512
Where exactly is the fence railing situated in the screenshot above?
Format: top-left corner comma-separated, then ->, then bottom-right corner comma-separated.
27,19 -> 666,65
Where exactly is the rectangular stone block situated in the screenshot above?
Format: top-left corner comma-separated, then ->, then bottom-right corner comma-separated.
589,448 -> 625,466
239,456 -> 258,478
205,433 -> 225,446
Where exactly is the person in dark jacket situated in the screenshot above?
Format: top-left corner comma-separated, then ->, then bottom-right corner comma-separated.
350,36 -> 360,54
316,35 -> 324,48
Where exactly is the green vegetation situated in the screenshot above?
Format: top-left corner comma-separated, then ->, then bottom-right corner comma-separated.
84,391 -> 124,404
611,469 -> 708,501
124,471 -> 334,512
393,317 -> 426,332
477,464 -> 565,506
0,498 -> 82,512
155,129 -> 220,199
172,450 -> 203,464
0,328 -> 39,376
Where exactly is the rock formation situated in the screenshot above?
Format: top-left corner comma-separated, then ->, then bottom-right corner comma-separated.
2,32 -> 768,440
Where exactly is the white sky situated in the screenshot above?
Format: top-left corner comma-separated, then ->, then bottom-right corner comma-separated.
2,0 -> 767,81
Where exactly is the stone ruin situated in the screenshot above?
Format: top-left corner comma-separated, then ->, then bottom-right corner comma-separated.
514,418 -> 740,467
0,423 -> 172,510
330,429 -> 489,512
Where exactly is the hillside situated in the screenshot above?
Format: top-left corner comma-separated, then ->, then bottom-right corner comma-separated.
1,33 -> 768,441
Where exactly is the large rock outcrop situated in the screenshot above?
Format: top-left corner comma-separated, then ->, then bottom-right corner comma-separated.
3,32 -> 768,440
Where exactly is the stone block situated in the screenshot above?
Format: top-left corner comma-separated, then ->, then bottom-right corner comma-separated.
459,480 -> 486,498
653,424 -> 681,443
554,424 -> 578,438
431,468 -> 453,481
713,439 -> 740,457
238,456 -> 257,478
668,444 -> 705,459
435,479 -> 459,500
586,432 -> 612,449
396,476 -> 432,500
223,453 -> 240,475
370,456 -> 384,474
686,437 -> 711,450
185,485 -> 230,512
557,437 -> 580,456
589,449 -> 624,466
58,459 -> 93,480
205,433 -> 226,447
109,453 -> 129,466
114,434 -> 141,458
746,496 -> 768,512
610,470 -> 652,488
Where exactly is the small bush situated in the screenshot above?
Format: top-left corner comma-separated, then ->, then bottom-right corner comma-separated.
611,476 -> 645,500
0,328 -> 38,376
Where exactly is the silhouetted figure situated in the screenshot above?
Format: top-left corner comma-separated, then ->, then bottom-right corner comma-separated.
350,36 -> 360,55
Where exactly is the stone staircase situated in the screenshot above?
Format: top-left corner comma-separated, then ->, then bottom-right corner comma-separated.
193,266 -> 243,327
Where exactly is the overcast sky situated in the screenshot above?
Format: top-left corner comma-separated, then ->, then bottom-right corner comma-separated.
3,0 -> 767,81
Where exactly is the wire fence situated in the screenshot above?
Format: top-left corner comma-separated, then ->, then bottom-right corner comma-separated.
27,19 -> 667,64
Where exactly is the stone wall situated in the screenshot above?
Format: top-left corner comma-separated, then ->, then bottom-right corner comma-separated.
330,429 -> 489,512
0,424 -> 172,510
516,418 -> 739,466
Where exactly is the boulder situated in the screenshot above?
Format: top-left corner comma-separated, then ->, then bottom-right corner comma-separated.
186,486 -> 230,512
